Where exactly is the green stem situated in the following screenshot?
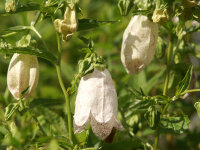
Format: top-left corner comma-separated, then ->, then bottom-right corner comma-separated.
163,39 -> 173,96
52,16 -> 73,146
181,89 -> 200,95
154,38 -> 173,150
56,65 -> 73,142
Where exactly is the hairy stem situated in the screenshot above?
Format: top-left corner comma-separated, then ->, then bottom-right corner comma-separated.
154,38 -> 173,150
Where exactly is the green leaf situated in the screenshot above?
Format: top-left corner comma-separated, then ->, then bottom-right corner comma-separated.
29,98 -> 65,109
16,34 -> 31,47
78,36 -> 94,49
144,106 -> 160,128
102,136 -> 152,150
82,148 -> 97,150
194,101 -> 200,120
176,66 -> 193,96
75,131 -> 89,145
155,36 -> 167,59
143,69 -> 165,94
0,3 -> 40,15
118,0 -> 134,16
35,136 -> 73,148
33,106 -> 68,136
160,115 -> 190,134
4,103 -> 19,120
132,10 -> 152,16
5,26 -> 30,32
47,140 -> 59,150
77,19 -> 118,31
0,46 -> 58,65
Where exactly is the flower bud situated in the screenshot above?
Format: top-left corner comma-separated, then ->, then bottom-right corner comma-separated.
152,8 -> 170,23
5,0 -> 16,12
7,54 -> 39,99
54,5 -> 78,41
121,15 -> 158,74
74,69 -> 123,140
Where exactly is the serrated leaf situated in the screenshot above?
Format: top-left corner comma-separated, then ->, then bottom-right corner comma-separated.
0,46 -> 58,65
33,106 -> 67,136
77,19 -> 118,31
160,115 -> 190,134
176,66 -> 193,96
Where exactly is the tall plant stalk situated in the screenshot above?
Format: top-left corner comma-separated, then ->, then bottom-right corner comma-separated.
52,16 -> 73,149
154,37 -> 173,150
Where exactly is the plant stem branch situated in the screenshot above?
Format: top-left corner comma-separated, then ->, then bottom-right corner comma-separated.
163,39 -> 173,96
52,16 -> 73,147
154,38 -> 173,150
181,89 -> 200,95
56,65 -> 73,142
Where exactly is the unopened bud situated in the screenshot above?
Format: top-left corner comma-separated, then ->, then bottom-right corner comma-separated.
7,54 -> 39,99
5,0 -> 16,12
121,15 -> 158,74
152,8 -> 170,23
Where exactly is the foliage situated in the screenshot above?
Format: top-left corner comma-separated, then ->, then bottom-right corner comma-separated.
0,0 -> 200,150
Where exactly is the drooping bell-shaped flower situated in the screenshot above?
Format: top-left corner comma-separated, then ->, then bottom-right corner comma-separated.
74,69 -> 123,140
7,54 -> 39,99
54,5 -> 78,41
121,15 -> 158,74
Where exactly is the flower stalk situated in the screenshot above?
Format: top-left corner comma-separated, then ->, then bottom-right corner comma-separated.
154,37 -> 173,150
53,17 -> 73,147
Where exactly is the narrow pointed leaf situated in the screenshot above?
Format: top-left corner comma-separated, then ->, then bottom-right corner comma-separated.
176,66 -> 193,96
0,46 -> 58,65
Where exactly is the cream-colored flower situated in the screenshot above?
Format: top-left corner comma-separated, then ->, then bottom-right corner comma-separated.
121,15 -> 158,74
152,8 -> 170,23
5,0 -> 16,12
7,54 -> 39,99
74,69 -> 123,140
54,5 -> 78,41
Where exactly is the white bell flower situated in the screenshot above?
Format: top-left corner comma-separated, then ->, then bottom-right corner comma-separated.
7,54 -> 39,99
74,69 -> 123,140
121,15 -> 158,74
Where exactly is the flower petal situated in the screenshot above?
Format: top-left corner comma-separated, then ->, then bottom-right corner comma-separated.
90,115 -> 113,140
73,76 -> 93,126
74,115 -> 90,134
91,69 -> 118,123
